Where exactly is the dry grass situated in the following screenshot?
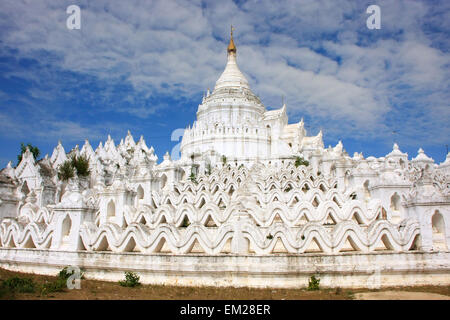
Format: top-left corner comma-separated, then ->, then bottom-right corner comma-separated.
0,267 -> 448,300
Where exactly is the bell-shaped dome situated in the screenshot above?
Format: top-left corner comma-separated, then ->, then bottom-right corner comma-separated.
214,29 -> 249,91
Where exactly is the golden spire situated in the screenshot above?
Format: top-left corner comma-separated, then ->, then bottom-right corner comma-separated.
227,25 -> 236,54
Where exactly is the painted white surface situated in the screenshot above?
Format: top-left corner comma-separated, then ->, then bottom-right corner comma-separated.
0,35 -> 449,288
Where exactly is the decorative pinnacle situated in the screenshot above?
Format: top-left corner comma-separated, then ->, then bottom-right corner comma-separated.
227,25 -> 236,54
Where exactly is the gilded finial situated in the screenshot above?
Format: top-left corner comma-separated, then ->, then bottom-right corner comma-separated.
227,25 -> 236,54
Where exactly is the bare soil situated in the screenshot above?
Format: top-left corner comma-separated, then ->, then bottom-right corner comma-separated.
355,291 -> 449,300
0,267 -> 449,300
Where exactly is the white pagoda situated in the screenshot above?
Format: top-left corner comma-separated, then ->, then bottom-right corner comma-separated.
181,27 -> 323,166
0,29 -> 448,288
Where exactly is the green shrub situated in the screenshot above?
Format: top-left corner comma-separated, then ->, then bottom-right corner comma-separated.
71,155 -> 90,177
119,272 -> 141,287
57,155 -> 90,181
58,160 -> 75,181
58,266 -> 84,281
58,267 -> 73,280
189,172 -> 197,184
221,155 -> 227,164
295,156 -> 309,168
1,276 -> 35,293
307,275 -> 320,291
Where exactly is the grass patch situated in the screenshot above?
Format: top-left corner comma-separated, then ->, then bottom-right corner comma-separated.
0,276 -> 36,299
1,276 -> 35,293
346,290 -> 355,300
40,278 -> 66,295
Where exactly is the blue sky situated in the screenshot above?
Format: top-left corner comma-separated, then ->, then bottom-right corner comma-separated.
0,0 -> 449,167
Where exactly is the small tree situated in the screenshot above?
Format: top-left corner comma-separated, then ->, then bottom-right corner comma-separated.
295,156 -> 309,168
221,155 -> 227,165
71,155 -> 90,177
17,143 -> 40,165
57,155 -> 90,181
57,160 -> 75,181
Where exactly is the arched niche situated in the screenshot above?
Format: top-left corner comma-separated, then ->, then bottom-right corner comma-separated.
60,214 -> 72,248
21,181 -> 30,196
61,215 -> 72,239
344,170 -> 351,188
363,180 -> 371,200
161,174 -> 168,189
107,200 -> 116,220
330,164 -> 336,177
137,185 -> 144,200
432,211 -> 447,251
390,192 -> 401,212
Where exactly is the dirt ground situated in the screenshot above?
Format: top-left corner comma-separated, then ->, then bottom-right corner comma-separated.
355,291 -> 449,300
0,267 -> 449,300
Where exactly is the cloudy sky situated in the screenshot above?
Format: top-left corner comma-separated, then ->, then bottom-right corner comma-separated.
0,0 -> 449,167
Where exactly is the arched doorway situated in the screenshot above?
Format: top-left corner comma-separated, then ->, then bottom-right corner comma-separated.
432,211 -> 447,251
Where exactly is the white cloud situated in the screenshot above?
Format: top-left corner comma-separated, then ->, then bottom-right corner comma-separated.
0,0 -> 448,149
